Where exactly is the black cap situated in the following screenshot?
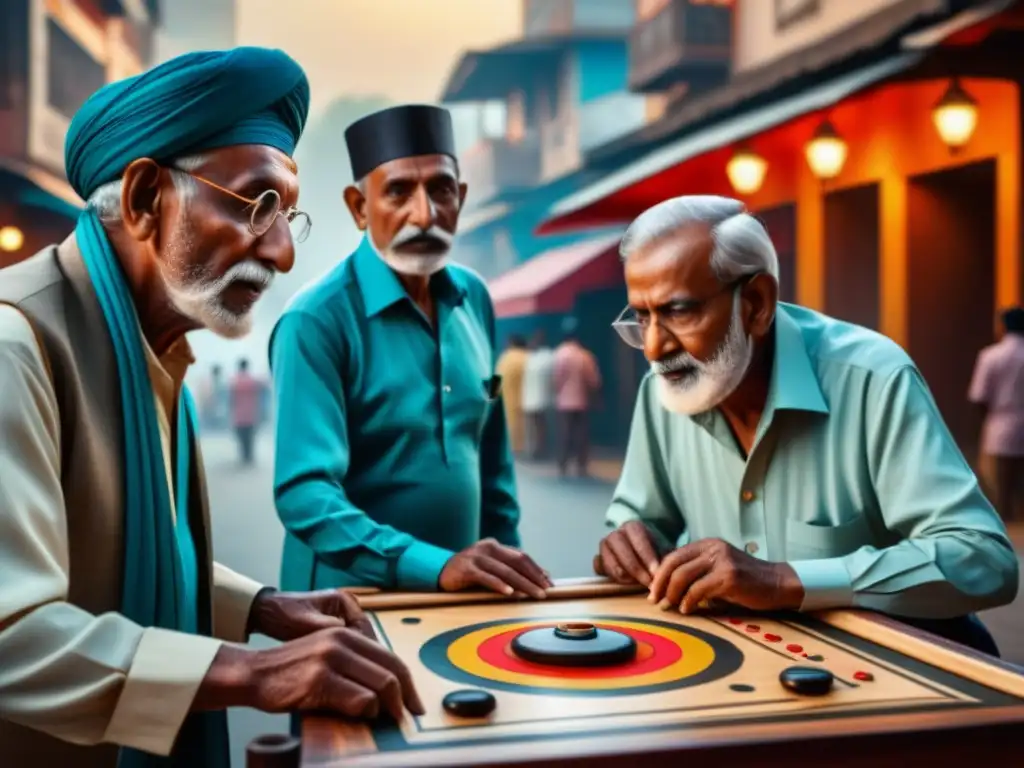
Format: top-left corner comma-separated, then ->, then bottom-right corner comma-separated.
344,104 -> 457,180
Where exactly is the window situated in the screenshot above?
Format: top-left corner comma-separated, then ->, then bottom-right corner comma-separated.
46,19 -> 105,119
774,0 -> 820,31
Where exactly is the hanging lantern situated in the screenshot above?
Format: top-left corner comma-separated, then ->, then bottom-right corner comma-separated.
0,226 -> 24,252
805,119 -> 848,180
932,78 -> 978,150
726,149 -> 767,195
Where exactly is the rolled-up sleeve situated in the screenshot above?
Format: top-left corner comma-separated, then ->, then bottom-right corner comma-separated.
0,306 -> 221,756
793,364 -> 1019,616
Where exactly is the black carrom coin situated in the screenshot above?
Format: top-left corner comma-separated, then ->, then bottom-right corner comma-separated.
511,622 -> 637,667
442,688 -> 497,718
779,666 -> 834,695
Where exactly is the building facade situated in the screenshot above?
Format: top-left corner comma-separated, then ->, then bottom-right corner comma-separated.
537,0 -> 1022,455
0,0 -> 160,268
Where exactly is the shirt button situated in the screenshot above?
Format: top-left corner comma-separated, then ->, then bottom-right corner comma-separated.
443,385 -> 452,394
741,490 -> 755,502
745,541 -> 760,555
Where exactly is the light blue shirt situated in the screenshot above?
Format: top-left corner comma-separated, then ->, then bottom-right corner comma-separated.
269,238 -> 519,593
607,303 -> 1018,619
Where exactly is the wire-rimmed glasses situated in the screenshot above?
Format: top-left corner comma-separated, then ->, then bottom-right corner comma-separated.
611,275 -> 759,350
176,169 -> 312,243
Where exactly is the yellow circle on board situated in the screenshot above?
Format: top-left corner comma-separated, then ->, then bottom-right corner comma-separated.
446,619 -> 716,690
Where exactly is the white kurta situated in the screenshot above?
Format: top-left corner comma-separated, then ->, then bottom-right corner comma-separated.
0,304 -> 263,756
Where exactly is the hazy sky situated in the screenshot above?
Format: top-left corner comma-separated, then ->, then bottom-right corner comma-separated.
235,0 -> 523,117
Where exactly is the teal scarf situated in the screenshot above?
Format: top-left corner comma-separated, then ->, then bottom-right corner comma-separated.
75,209 -> 230,767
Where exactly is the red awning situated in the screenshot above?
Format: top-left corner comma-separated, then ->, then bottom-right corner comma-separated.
488,232 -> 624,318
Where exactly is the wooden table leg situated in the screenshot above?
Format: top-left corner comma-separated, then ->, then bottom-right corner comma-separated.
246,733 -> 301,768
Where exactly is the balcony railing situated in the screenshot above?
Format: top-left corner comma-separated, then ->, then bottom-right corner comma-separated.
628,0 -> 733,93
461,132 -> 543,206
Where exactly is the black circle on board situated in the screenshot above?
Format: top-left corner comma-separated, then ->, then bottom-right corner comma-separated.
442,689 -> 496,718
419,616 -> 744,698
730,683 -> 755,692
779,666 -> 834,696
511,626 -> 637,667
401,617 -> 421,625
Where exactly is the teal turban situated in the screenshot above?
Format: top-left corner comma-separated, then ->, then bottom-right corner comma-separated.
65,46 -> 310,201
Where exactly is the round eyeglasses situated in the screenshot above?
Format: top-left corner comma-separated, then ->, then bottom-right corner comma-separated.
177,169 -> 312,243
611,277 -> 757,350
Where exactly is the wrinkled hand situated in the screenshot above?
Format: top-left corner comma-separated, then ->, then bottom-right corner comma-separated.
247,627 -> 425,720
439,539 -> 552,599
248,588 -> 375,643
648,538 -> 804,614
593,521 -> 663,587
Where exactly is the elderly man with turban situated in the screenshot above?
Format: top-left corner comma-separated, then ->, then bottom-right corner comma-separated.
0,49 -> 422,768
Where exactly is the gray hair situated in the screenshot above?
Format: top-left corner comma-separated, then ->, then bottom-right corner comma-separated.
619,195 -> 779,283
87,154 -> 206,222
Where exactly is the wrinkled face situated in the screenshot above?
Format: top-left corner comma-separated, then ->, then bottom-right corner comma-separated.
159,144 -> 299,338
623,223 -> 769,414
344,154 -> 467,276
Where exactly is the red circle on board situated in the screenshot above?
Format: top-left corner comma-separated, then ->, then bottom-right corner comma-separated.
476,624 -> 683,679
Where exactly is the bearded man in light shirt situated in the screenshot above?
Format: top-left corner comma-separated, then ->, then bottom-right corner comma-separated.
594,195 -> 1017,655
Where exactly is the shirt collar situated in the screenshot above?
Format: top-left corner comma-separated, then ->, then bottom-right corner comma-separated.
141,330 -> 195,419
352,235 -> 466,318
766,303 -> 828,415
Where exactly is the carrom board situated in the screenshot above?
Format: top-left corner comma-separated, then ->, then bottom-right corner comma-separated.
299,582 -> 1024,766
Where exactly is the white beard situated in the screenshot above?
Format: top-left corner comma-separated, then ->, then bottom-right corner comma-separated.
652,290 -> 754,415
369,222 -> 454,276
160,220 -> 274,339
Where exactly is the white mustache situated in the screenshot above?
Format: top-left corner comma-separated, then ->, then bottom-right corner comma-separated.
214,259 -> 275,292
652,351 -> 701,375
391,225 -> 453,248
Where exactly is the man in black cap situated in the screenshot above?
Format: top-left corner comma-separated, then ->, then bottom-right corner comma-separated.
269,104 -> 552,601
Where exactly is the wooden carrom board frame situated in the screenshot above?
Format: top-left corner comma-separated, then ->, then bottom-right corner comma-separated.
298,578 -> 1024,767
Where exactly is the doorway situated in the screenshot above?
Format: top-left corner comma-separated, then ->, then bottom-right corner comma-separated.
907,159 -> 996,453
756,204 -> 797,303
824,182 -> 880,329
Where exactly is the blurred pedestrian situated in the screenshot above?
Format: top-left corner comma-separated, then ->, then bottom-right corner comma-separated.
553,322 -> 601,477
969,306 -> 1024,521
522,329 -> 555,459
496,335 -> 529,454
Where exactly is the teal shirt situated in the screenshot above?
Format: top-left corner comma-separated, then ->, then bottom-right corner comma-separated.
269,238 -> 519,592
608,303 -> 1019,619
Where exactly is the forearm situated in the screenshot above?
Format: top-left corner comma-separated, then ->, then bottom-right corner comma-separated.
0,602 -> 222,755
277,481 -> 452,589
791,532 -> 1020,617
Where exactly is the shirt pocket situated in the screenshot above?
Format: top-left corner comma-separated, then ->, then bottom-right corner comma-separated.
784,514 -> 873,561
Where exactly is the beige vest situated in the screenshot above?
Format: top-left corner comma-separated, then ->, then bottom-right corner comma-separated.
0,238 -> 217,766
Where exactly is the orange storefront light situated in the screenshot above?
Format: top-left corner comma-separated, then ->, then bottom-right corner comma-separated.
0,226 -> 24,253
932,78 -> 978,150
805,119 -> 847,180
726,149 -> 767,195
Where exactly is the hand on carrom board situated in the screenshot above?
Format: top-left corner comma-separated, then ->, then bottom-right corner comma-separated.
227,626 -> 426,721
439,538 -> 553,599
248,588 -> 376,642
648,538 -> 805,614
593,520 -> 665,587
